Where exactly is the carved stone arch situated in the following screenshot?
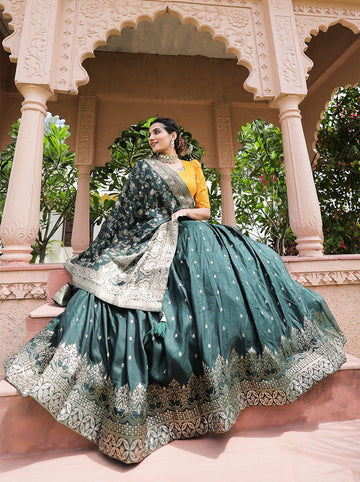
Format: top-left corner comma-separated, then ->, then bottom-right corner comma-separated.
0,0 -> 25,62
53,0 -> 270,99
165,5 -> 264,98
294,3 -> 360,80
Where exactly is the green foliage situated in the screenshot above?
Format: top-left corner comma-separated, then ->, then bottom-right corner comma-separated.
0,115 -> 111,263
36,120 -> 77,262
314,85 -> 360,254
231,119 -> 296,256
107,118 -> 155,193
0,123 -> 16,216
201,164 -> 222,224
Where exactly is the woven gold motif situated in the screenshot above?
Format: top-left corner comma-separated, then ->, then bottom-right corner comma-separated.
5,316 -> 345,464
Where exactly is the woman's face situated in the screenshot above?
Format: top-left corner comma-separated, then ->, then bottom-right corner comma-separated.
149,123 -> 176,155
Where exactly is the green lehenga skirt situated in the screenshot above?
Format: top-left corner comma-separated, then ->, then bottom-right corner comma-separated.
5,221 -> 346,463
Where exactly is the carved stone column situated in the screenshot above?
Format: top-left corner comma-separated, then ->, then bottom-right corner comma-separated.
71,165 -> 91,255
214,103 -> 236,227
0,0 -> 63,264
0,85 -> 52,264
275,94 -> 324,256
218,167 -> 236,227
71,96 -> 97,255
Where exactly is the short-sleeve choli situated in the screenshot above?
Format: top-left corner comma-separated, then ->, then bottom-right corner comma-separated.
177,160 -> 210,209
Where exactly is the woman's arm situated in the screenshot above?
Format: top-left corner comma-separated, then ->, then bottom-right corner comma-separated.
172,207 -> 210,221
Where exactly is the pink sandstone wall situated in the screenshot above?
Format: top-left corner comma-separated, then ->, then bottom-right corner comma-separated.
0,298 -> 43,378
311,285 -> 360,360
0,264 -> 71,378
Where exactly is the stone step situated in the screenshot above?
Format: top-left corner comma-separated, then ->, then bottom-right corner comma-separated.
24,267 -> 69,342
1,419 -> 359,482
0,354 -> 359,458
24,302 -> 65,342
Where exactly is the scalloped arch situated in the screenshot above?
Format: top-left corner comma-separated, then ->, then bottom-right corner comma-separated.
166,8 -> 254,80
303,18 -> 359,46
295,11 -> 360,79
68,4 -> 260,97
0,0 -> 25,62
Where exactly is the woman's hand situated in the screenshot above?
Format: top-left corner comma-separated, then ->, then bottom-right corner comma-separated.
172,207 -> 210,221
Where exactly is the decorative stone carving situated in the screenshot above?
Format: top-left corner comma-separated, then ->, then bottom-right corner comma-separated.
21,0 -> 52,81
294,3 -> 360,80
270,0 -> 291,12
261,0 -> 307,95
172,1 -> 270,98
274,15 -> 302,90
289,270 -> 360,287
48,0 -> 275,99
0,282 -> 47,300
289,214 -> 323,239
215,102 -> 234,168
11,0 -> 60,86
75,96 -> 97,166
0,0 -> 26,62
252,6 -> 274,97
0,222 -> 37,246
53,0 -> 79,92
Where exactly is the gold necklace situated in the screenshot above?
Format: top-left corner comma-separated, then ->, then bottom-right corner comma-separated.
158,154 -> 179,164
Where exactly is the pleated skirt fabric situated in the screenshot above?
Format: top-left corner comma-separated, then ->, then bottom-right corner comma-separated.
5,220 -> 346,464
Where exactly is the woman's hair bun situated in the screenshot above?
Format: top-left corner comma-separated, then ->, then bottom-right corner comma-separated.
176,136 -> 187,155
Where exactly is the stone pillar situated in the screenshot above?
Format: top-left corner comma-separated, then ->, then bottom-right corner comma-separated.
276,94 -> 324,256
71,96 -> 97,255
0,0 -> 63,264
0,85 -> 52,264
71,165 -> 91,255
218,167 -> 236,227
214,103 -> 236,227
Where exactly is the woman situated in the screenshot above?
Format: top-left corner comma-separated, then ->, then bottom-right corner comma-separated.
5,118 -> 346,464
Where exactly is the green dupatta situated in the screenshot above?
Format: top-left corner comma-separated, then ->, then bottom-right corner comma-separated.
64,158 -> 195,311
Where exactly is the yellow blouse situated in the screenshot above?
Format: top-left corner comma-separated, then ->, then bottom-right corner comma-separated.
177,160 -> 210,209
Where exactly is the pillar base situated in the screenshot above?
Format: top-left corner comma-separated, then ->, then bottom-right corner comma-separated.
296,237 -> 324,257
0,246 -> 33,265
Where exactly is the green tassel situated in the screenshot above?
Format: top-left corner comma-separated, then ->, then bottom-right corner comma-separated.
154,321 -> 168,339
154,312 -> 168,339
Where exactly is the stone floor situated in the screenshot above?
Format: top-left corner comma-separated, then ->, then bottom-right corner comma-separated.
1,419 -> 359,482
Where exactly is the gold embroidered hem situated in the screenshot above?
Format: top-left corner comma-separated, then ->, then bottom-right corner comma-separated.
5,192 -> 347,465
5,317 -> 345,464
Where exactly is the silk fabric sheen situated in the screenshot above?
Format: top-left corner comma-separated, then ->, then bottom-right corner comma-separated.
5,159 -> 346,464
